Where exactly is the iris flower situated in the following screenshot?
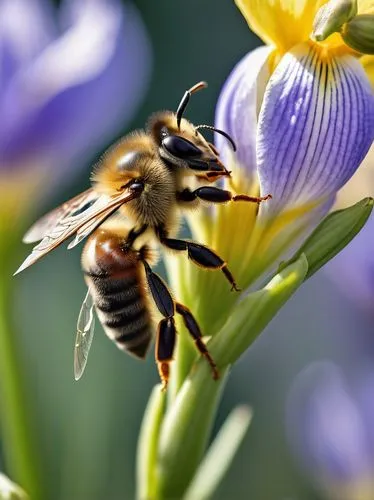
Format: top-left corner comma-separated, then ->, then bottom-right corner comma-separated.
287,361 -> 374,500
213,0 -> 374,289
137,1 -> 373,499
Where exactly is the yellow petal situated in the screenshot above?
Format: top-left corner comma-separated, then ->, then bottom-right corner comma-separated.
235,0 -> 325,52
361,54 -> 374,87
358,0 -> 374,14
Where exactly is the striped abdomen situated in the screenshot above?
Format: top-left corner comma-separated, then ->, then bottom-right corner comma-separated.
81,228 -> 153,358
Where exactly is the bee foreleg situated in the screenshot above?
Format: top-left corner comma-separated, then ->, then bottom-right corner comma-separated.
177,186 -> 272,204
176,303 -> 219,380
157,231 -> 241,292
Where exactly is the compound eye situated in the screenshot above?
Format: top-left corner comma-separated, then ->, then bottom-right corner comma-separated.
162,135 -> 202,159
117,151 -> 142,171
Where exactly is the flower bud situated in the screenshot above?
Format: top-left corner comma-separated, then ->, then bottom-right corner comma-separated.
312,0 -> 357,41
342,14 -> 374,54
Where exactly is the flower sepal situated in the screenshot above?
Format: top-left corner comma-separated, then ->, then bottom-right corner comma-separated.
279,197 -> 374,280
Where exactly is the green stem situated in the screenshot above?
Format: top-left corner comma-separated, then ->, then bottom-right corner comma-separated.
0,231 -> 44,499
154,368 -> 229,499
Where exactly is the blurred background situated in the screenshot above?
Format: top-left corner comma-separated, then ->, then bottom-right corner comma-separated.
1,0 -> 373,499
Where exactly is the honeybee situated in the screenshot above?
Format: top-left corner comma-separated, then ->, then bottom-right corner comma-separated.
15,82 -> 271,388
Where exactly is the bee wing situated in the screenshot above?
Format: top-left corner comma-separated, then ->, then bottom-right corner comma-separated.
15,188 -> 137,275
23,189 -> 98,243
74,289 -> 96,381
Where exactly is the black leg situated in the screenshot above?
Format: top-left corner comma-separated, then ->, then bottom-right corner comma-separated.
176,303 -> 219,380
156,317 -> 176,390
142,260 -> 175,389
141,257 -> 218,388
177,186 -> 272,204
156,229 -> 240,292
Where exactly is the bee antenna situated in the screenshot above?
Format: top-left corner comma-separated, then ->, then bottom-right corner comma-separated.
176,81 -> 208,130
195,125 -> 237,152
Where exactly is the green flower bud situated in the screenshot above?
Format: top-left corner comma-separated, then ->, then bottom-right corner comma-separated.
342,14 -> 374,54
312,0 -> 357,41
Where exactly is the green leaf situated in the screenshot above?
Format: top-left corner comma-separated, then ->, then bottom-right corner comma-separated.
284,197 -> 373,280
210,254 -> 308,366
136,384 -> 166,500
154,371 -> 229,500
183,406 -> 252,500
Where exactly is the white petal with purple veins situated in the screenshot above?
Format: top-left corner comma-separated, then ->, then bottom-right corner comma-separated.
215,45 -> 271,179
257,43 -> 374,219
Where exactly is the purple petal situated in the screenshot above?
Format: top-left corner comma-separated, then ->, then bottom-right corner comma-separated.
215,46 -> 271,180
0,0 -> 151,176
286,361 -> 373,482
0,0 -> 56,67
257,43 -> 374,219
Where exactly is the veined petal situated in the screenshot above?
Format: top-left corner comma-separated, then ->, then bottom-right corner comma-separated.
235,0 -> 323,53
215,46 -> 272,182
257,42 -> 374,221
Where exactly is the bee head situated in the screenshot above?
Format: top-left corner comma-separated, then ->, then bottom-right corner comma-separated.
147,82 -> 235,176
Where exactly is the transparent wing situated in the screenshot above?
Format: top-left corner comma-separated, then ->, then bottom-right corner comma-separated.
23,189 -> 98,243
74,289 -> 96,381
15,188 -> 138,275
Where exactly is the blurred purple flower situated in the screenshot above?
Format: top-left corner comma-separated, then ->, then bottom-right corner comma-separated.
326,214 -> 374,315
286,361 -> 374,498
0,0 -> 151,186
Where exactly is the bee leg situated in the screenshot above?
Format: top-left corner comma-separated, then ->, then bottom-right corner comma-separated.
176,303 -> 219,380
194,171 -> 231,183
156,317 -> 176,391
157,231 -> 240,292
142,260 -> 176,389
177,186 -> 272,204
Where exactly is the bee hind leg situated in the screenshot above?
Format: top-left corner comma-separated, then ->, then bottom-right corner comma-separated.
141,258 -> 218,387
176,302 -> 219,380
142,259 -> 176,390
